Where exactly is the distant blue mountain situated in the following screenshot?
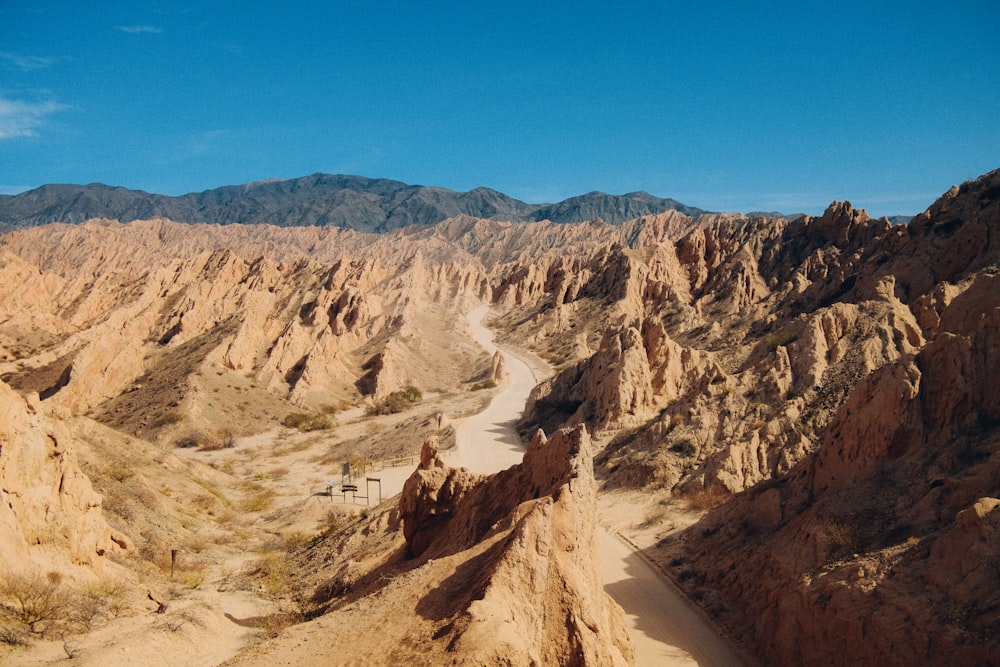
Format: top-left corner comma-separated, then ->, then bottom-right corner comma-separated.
0,174 -> 707,232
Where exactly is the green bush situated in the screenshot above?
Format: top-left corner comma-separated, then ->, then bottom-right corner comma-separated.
471,379 -> 497,391
281,412 -> 333,432
366,385 -> 422,415
670,438 -> 697,458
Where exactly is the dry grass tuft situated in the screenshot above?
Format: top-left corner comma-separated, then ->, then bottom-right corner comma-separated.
238,487 -> 276,513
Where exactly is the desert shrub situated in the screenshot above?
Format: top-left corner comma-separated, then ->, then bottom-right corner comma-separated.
151,410 -> 184,428
471,379 -> 497,391
0,624 -> 28,646
198,429 -> 236,451
365,385 -> 423,415
323,510 -> 340,531
823,520 -> 864,560
178,564 -> 206,589
281,412 -> 333,432
258,611 -> 305,637
174,433 -> 200,448
103,461 -> 134,483
83,580 -> 128,618
670,438 -> 697,458
685,486 -> 730,512
252,556 -> 293,597
238,487 -> 276,513
267,465 -> 290,480
283,532 -> 311,551
0,572 -> 71,634
281,413 -> 309,429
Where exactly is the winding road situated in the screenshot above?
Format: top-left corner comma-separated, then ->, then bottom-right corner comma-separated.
457,305 -> 745,666
382,305 -> 745,666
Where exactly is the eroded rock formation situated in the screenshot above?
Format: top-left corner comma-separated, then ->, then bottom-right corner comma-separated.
0,382 -> 127,574
661,170 -> 1000,664
396,428 -> 633,665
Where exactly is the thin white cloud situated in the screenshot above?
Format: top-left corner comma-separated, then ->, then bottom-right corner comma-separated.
116,25 -> 164,34
0,52 -> 58,70
0,185 -> 33,195
0,96 -> 66,139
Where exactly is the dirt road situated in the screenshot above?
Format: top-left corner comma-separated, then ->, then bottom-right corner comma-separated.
371,306 -> 744,665
451,304 -> 540,473
456,305 -> 746,667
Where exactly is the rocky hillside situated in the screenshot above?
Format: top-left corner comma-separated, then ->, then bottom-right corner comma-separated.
0,167 -> 997,664
492,168 -> 1000,662
229,429 -> 632,666
0,174 -> 706,231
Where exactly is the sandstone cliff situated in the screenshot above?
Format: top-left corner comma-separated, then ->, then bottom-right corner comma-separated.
509,174 -> 996,497
400,430 -> 631,664
654,169 -> 1000,664
0,382 -> 126,575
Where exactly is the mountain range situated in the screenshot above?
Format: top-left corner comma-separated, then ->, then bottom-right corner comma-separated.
0,173 -> 708,231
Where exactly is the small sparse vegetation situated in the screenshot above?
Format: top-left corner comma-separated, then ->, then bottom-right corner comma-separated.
253,555 -> 294,597
0,571 -> 71,636
470,379 -> 497,391
199,429 -> 236,451
104,461 -> 134,483
826,521 -> 858,548
174,433 -> 200,448
282,412 -> 334,431
670,438 -> 697,458
238,486 -> 276,513
177,562 -> 207,589
151,410 -> 183,428
685,486 -> 730,512
365,385 -> 423,415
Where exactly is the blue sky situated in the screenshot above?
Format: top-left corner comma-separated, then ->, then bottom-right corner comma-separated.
1,1 -> 997,216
